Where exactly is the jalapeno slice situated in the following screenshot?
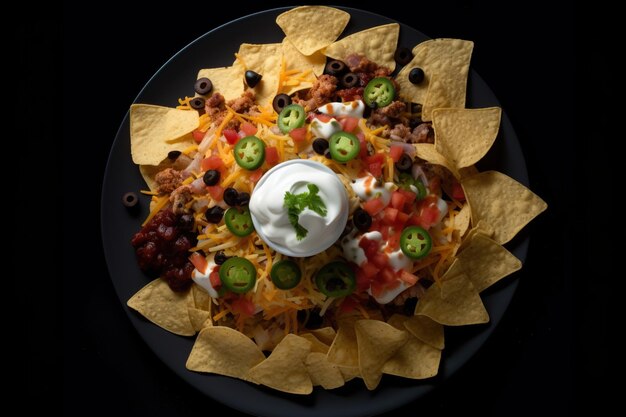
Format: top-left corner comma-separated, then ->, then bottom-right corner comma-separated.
363,77 -> 395,108
315,261 -> 356,298
219,257 -> 256,294
270,260 -> 302,290
234,135 -> 265,170
400,226 -> 432,260
224,206 -> 255,237
398,173 -> 427,200
277,104 -> 306,133
329,131 -> 360,163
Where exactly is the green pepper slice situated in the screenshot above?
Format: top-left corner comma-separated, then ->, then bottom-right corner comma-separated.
363,77 -> 395,108
329,131 -> 360,163
315,261 -> 356,298
234,135 -> 265,170
219,257 -> 256,294
398,173 -> 427,200
400,226 -> 432,260
270,260 -> 302,290
277,104 -> 306,133
224,207 -> 254,237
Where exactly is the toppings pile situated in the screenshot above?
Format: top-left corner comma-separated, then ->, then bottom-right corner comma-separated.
125,6 -> 546,395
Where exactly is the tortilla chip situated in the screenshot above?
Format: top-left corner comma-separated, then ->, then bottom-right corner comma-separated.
462,170 -> 548,244
309,326 -> 336,346
186,326 -> 265,381
187,307 -> 212,332
127,278 -> 195,336
327,320 -> 359,368
414,143 -> 460,178
455,204 -> 471,237
355,320 -> 408,390
456,233 -> 522,292
403,315 -> 445,350
396,39 -> 474,120
324,24 -> 400,71
276,6 -> 350,56
384,315 -> 441,379
415,273 -> 489,326
197,66 -> 245,102
129,104 -> 197,165
432,107 -> 502,169
339,366 -> 361,382
280,38 -> 326,95
300,333 -> 330,354
304,352 -> 345,389
236,43 -> 282,107
191,283 -> 213,311
247,334 -> 313,394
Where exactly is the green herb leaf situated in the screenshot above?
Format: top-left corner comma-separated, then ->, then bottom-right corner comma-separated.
283,183 -> 327,240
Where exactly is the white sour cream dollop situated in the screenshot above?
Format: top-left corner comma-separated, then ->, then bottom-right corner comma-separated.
317,100 -> 365,118
249,159 -> 349,257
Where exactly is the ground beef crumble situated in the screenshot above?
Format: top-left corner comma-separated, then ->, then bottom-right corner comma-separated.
155,168 -> 183,194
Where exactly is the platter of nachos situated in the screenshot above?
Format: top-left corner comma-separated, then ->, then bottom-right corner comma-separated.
101,6 -> 546,417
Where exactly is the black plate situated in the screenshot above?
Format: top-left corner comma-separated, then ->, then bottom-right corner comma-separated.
101,7 -> 529,417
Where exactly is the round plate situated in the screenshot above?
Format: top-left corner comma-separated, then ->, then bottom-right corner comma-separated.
101,7 -> 529,417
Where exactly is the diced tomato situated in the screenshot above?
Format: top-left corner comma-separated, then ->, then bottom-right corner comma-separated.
412,200 -> 440,229
389,145 -> 404,162
360,261 -> 380,279
362,198 -> 385,216
223,129 -> 239,145
371,252 -> 389,269
386,232 -> 401,251
357,133 -> 368,158
356,268 -> 372,291
313,113 -> 333,123
339,116 -> 359,132
207,185 -> 224,201
209,267 -> 221,289
379,224 -> 390,240
370,281 -> 385,298
368,162 -> 382,178
399,270 -> 419,285
390,191 -> 406,211
339,296 -> 358,313
451,182 -> 466,201
398,189 -> 417,205
397,211 -> 410,224
201,155 -> 225,172
249,168 -> 263,183
359,237 -> 380,259
189,252 -> 208,273
231,296 -> 255,316
380,267 -> 396,283
192,129 -> 206,143
364,152 -> 385,166
240,122 -> 257,136
382,207 -> 399,225
265,146 -> 279,166
289,127 -> 307,142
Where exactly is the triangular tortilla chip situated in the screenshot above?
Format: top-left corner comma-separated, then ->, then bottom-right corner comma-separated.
462,170 -> 548,244
187,307 -> 212,332
247,334 -> 313,394
327,319 -> 359,368
324,24 -> 400,71
130,104 -> 197,165
384,315 -> 441,379
300,333 -> 330,354
309,326 -> 336,346
456,233 -> 522,292
236,43 -> 282,107
396,39 -> 473,120
355,320 -> 408,390
197,66 -> 245,102
276,6 -> 350,56
305,352 -> 345,389
127,278 -> 195,336
403,315 -> 445,350
414,143 -> 460,178
415,273 -> 489,325
186,326 -> 265,381
432,107 -> 502,169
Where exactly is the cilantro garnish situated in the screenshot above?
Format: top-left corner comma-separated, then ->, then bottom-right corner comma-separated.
284,183 -> 327,240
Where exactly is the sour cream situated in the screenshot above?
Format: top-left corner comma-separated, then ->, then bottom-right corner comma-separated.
350,174 -> 395,206
191,253 -> 219,298
249,159 -> 349,257
317,100 -> 365,118
310,118 -> 342,139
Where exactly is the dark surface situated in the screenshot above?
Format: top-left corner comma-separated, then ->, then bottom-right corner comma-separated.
49,0 -> 591,415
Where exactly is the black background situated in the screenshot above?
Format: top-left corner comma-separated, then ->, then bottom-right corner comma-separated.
20,1 -> 603,414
